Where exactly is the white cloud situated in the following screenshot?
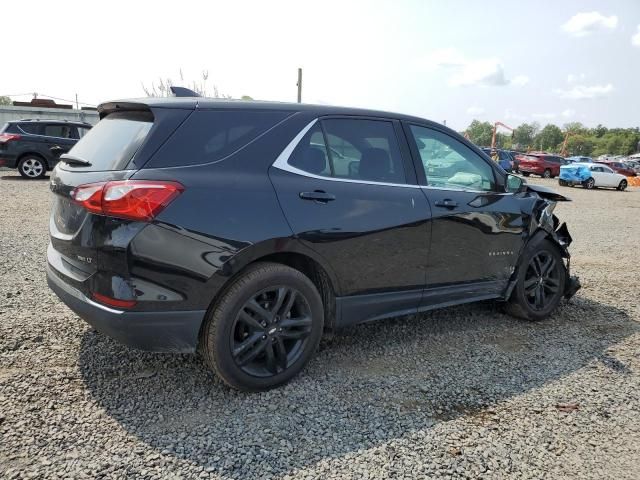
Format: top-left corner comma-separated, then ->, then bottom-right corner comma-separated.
421,47 -> 467,71
466,106 -> 485,115
562,12 -> 618,37
561,109 -> 576,118
554,83 -> 614,99
567,73 -> 586,83
632,25 -> 640,47
450,58 -> 508,86
421,48 -> 525,87
511,75 -> 530,87
532,112 -> 557,120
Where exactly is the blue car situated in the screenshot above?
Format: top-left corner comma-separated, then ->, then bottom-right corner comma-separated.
481,148 -> 514,172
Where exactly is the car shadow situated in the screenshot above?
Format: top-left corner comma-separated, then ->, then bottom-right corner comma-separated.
77,297 -> 637,476
0,175 -> 50,181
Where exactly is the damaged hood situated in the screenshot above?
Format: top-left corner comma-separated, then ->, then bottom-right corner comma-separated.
524,183 -> 571,202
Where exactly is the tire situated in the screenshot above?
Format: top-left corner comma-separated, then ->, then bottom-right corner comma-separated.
558,179 -> 567,187
506,239 -> 566,322
542,169 -> 552,179
583,178 -> 595,189
617,179 -> 628,191
201,262 -> 324,391
522,172 -> 530,177
18,156 -> 47,179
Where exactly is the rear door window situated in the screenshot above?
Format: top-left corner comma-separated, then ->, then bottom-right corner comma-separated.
287,118 -> 407,184
66,111 -> 153,171
150,110 -> 291,168
44,124 -> 74,138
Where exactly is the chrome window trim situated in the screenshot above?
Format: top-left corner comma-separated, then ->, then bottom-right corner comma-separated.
271,118 -> 421,189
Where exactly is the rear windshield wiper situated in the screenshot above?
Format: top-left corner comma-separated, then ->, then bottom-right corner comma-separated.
59,154 -> 92,167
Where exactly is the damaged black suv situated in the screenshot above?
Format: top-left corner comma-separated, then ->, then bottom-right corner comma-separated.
47,94 -> 580,391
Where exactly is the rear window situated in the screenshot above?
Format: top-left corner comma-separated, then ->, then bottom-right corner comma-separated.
148,110 -> 290,168
66,112 -> 153,171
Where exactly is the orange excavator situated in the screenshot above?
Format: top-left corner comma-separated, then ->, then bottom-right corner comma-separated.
559,131 -> 575,157
491,122 -> 514,149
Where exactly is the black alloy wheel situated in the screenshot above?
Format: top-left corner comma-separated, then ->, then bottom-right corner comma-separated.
201,262 -> 324,391
231,286 -> 312,377
523,251 -> 561,312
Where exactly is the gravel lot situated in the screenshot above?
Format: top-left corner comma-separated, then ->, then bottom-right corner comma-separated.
1,170 -> 639,479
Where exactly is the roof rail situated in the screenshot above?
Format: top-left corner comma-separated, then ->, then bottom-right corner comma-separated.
170,86 -> 201,97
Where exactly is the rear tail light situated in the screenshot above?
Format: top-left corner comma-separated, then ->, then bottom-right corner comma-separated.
71,180 -> 184,221
0,133 -> 21,144
92,292 -> 137,309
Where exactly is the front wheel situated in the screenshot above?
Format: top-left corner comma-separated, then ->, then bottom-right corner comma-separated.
522,172 -> 530,177
200,262 -> 324,391
583,178 -> 595,189
506,239 -> 566,322
558,179 -> 567,186
542,169 -> 552,179
617,179 -> 627,191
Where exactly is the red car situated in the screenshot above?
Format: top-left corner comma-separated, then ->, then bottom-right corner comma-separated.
596,160 -> 636,177
516,152 -> 566,178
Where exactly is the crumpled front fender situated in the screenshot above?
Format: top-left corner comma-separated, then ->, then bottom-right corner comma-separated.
505,199 -> 581,300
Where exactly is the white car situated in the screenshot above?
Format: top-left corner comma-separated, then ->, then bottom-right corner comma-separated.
559,162 -> 628,191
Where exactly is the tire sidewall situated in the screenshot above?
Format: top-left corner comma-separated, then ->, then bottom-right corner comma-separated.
618,180 -> 627,191
18,156 -> 46,179
206,265 -> 324,391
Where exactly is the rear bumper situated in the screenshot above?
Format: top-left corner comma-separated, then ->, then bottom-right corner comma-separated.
47,264 -> 205,353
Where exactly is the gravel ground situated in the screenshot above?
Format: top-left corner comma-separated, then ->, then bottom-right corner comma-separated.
1,170 -> 639,479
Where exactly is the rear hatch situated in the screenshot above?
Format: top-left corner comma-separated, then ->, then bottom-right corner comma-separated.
518,155 -> 541,169
48,106 -> 188,289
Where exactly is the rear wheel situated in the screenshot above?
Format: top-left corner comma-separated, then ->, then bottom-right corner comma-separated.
617,179 -> 628,191
542,169 -> 551,179
522,172 -> 530,177
201,262 -> 324,391
558,179 -> 567,186
583,178 -> 595,189
18,156 -> 46,179
506,239 -> 566,321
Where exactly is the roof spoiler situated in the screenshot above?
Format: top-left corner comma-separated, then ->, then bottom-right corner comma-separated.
170,86 -> 201,97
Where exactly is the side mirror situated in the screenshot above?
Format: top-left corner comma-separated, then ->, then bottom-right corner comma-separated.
506,174 -> 525,193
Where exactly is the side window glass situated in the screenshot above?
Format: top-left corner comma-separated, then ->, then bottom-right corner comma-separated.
409,125 -> 496,191
287,124 -> 331,177
18,123 -> 41,135
322,118 -> 406,183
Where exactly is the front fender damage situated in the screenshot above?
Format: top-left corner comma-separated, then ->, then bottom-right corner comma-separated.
505,199 -> 581,301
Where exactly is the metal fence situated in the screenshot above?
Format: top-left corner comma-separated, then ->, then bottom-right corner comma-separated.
0,105 -> 99,126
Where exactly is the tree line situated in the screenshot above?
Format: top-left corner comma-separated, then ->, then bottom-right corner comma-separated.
464,120 -> 640,157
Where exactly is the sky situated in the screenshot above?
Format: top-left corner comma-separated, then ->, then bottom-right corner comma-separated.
2,0 -> 639,131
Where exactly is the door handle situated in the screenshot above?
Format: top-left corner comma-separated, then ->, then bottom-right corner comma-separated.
50,145 -> 63,151
434,199 -> 458,209
299,190 -> 336,203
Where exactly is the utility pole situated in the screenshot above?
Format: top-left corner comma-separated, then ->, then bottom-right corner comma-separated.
296,68 -> 302,103
75,93 -> 79,110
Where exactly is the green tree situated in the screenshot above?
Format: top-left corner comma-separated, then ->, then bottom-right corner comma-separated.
565,135 -> 594,156
535,124 -> 564,151
0,96 -> 11,106
512,122 -> 539,150
562,122 -> 588,135
466,120 -> 493,146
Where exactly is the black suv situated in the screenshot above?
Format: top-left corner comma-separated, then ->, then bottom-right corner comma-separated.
47,97 -> 580,391
0,119 -> 92,178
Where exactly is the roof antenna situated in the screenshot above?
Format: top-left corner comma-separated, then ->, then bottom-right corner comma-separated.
170,86 -> 201,97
